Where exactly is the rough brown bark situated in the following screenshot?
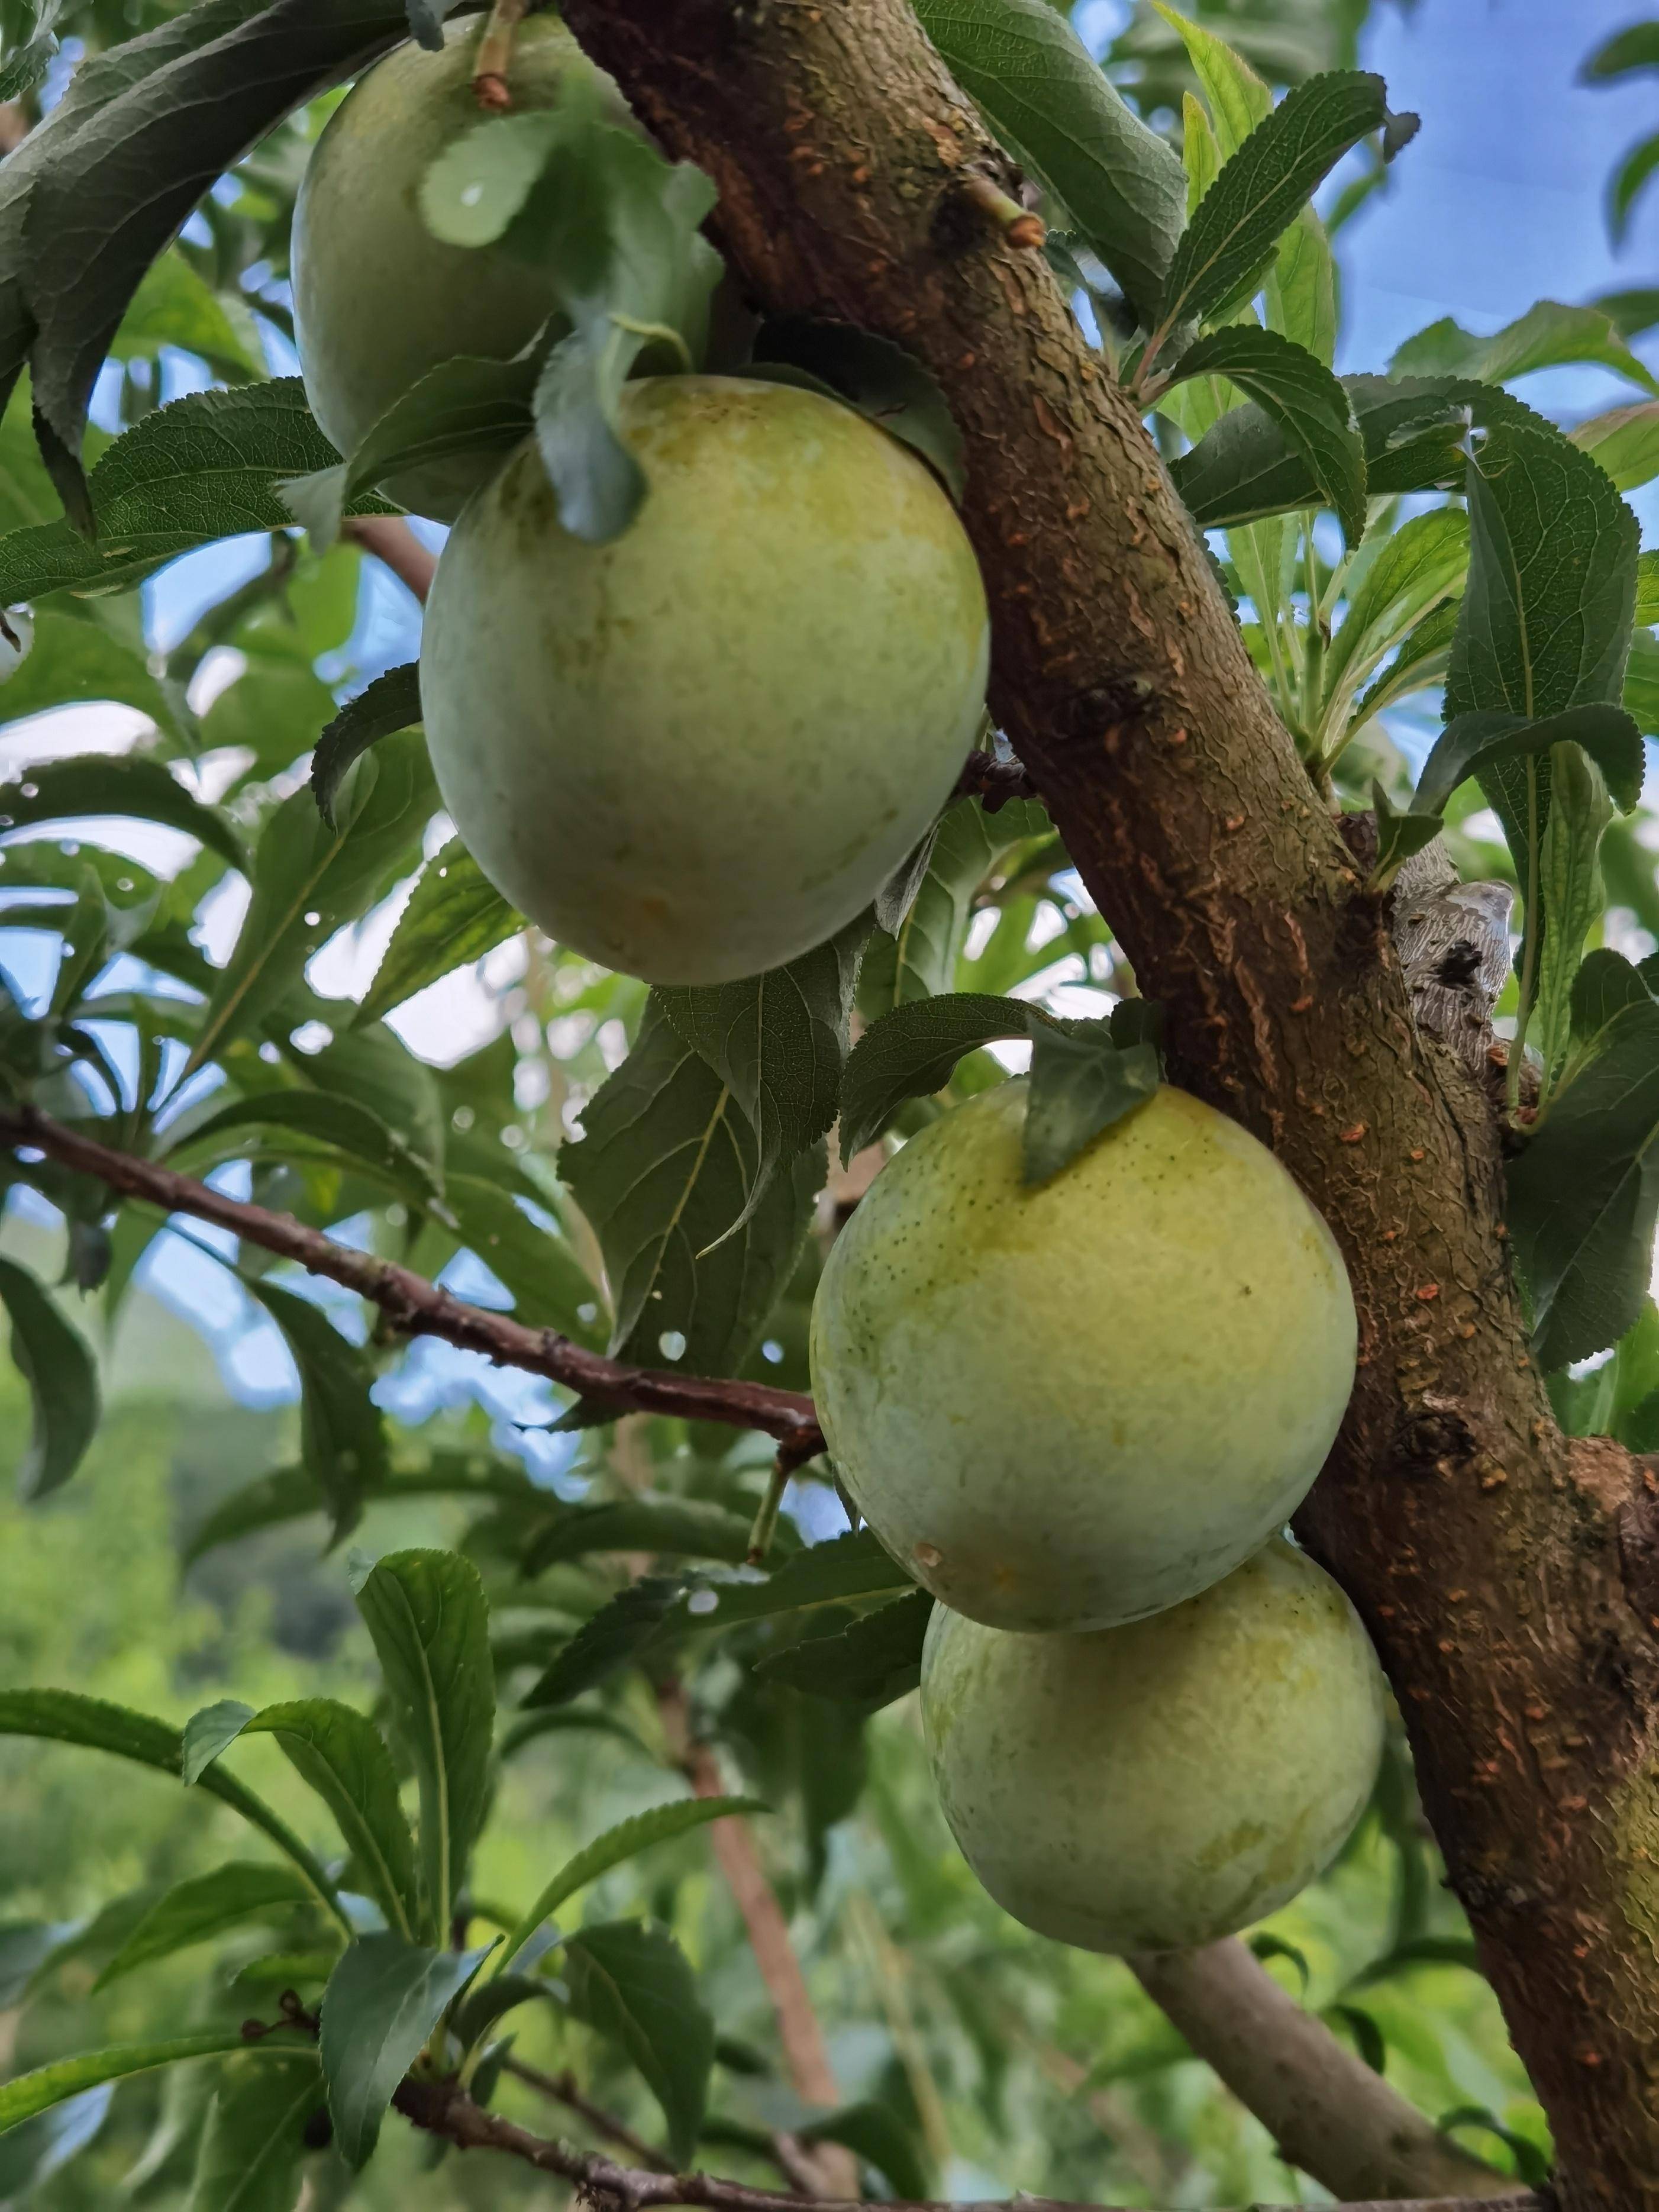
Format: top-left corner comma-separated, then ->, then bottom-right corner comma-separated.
550,2 -> 1659,2203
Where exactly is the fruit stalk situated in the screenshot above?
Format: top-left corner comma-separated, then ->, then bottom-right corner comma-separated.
473,0 -> 529,109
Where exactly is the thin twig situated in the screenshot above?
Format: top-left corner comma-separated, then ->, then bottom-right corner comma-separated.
341,515 -> 438,604
0,1103 -> 825,1457
502,2056 -> 676,2171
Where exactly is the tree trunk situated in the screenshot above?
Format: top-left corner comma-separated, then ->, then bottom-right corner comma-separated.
554,2 -> 1659,2202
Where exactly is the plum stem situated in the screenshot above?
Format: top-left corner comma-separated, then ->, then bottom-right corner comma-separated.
473,0 -> 529,111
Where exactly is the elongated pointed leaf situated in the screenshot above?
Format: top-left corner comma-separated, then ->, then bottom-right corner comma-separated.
172,1089 -> 441,1208
356,837 -> 519,1025
1161,324 -> 1362,540
241,1701 -> 420,1943
352,1549 -> 493,1942
1415,703 -> 1644,819
1533,743 -> 1615,1084
189,2053 -> 324,2212
1320,507 -> 1469,729
1572,401 -> 1659,494
1021,1021 -> 1161,1182
757,1588 -> 934,1710
560,997 -> 822,1375
681,1529 -> 914,1632
859,797 -> 1048,1019
1391,301 -> 1659,400
0,1689 -> 346,1924
183,1454 -> 537,1567
0,754 -> 244,872
311,664 -> 421,830
840,992 -> 1026,1159
182,1701 -> 256,1786
562,1921 -> 712,2165
0,1252 -> 99,1501
1156,71 -> 1390,335
520,1495 -> 755,1578
912,0 -> 1184,325
319,1934 -> 490,2168
240,1279 -> 389,1544
0,2034 -> 305,2137
521,1574 -> 683,1710
93,1864 -> 315,1991
439,1173 -> 603,1340
496,1795 -> 764,1975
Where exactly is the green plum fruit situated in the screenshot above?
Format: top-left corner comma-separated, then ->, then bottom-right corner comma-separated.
811,1079 -> 1355,1632
418,376 -> 990,985
921,1538 -> 1387,1953
291,14 -> 624,520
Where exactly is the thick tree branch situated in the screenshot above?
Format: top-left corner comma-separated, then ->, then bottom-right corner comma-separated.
547,4 -> 1659,2201
1130,1941 -> 1502,2202
0,1101 -> 822,1454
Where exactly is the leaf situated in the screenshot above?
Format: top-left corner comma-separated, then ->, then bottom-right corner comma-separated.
114,246 -> 262,386
1155,71 -> 1390,336
521,1496 -> 756,1578
240,1278 -> 389,1544
682,1529 -> 915,1632
93,1864 -> 315,1991
440,1175 -> 603,1340
351,1549 -> 493,1942
189,2053 -> 324,2212
189,731 -> 436,1075
750,320 -> 965,502
173,1089 -> 441,1210
0,754 -> 244,872
1161,325 -> 1363,540
1533,744 -> 1615,1085
240,1701 -> 421,1944
1583,21 -> 1659,79
656,920 -> 866,1243
560,997 -> 821,1375
0,1252 -> 98,1500
756,1589 -> 934,1709
495,1796 -> 764,1976
0,2085 -> 110,2203
1506,960 -> 1659,1366
1021,1017 -> 1161,1183
521,1575 -> 683,1710
0,1919 -> 79,2007
0,2036 -> 301,2139
1319,507 -> 1470,731
0,608 -> 185,741
802,2103 -> 932,2201
912,0 -> 1183,324
357,837 -> 519,1024
562,1921 -> 713,2165
311,665 -> 422,831
182,1454 -> 538,1566
839,991 -> 1026,1158
1368,783 -> 1444,895
1391,301 -> 1659,399
318,1934 -> 490,2168
0,383 -> 385,601
181,1701 -> 257,1787
1414,702 -> 1645,820
0,1689 -> 343,1918
1572,401 -> 1659,494
1609,134 -> 1659,250
859,795 -> 1049,1020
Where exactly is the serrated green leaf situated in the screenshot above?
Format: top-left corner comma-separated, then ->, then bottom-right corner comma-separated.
839,992 -> 1026,1159
914,0 -> 1184,325
1156,70 -> 1389,336
682,1529 -> 914,1631
859,796 -> 1048,1020
0,753 -> 244,870
240,1278 -> 389,1544
311,663 -> 421,831
1021,1021 -> 1160,1183
181,1700 -> 256,1786
1415,702 -> 1644,819
319,1934 -> 490,2167
356,837 -> 519,1024
188,2053 -> 324,2212
0,608 -> 186,741
1572,401 -> 1659,493
93,1863 -> 315,1991
0,1251 -> 98,1500
563,1920 -> 712,2165
1391,301 -> 1659,399
495,1795 -> 763,1976
560,997 -> 821,1375
437,1173 -> 602,1340
352,1549 -> 493,1942
521,1575 -> 683,1710
1161,325 -> 1363,539
1319,507 -> 1469,736
241,1701 -> 421,1943
171,1088 -> 442,1211
189,730 -> 435,1075
114,246 -> 263,386
757,1588 -> 934,1710
0,2035 -> 304,2140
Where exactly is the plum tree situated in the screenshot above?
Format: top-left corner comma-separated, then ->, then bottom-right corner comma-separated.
420,376 -> 989,985
920,1540 -> 1387,1953
811,1080 -> 1355,1631
291,14 -> 625,518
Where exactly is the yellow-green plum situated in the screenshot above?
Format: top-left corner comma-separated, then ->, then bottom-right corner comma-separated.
810,1079 -> 1355,1632
921,1539 -> 1387,1953
418,377 -> 990,985
291,15 -> 624,519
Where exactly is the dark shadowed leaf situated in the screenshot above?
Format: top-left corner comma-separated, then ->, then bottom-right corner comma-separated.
749,321 -> 965,502
682,1530 -> 914,1632
1368,783 -> 1445,895
1415,703 -> 1644,819
521,1575 -> 683,1710
563,1920 -> 713,2164
319,1934 -> 490,2167
840,991 -> 1026,1159
240,1278 -> 389,1544
351,1549 -> 493,1941
356,838 -> 519,1024
93,1864 -> 315,1990
0,1252 -> 98,1500
521,1495 -> 756,1578
803,2102 -> 933,2201
859,797 -> 1049,1019
757,1589 -> 934,1710
173,1088 -> 441,1209
496,1795 -> 764,1975
188,2052 -> 324,2212
912,0 -> 1185,325
1160,324 -> 1363,539
561,997 -> 822,1375
1021,1018 -> 1161,1183
311,664 -> 421,830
